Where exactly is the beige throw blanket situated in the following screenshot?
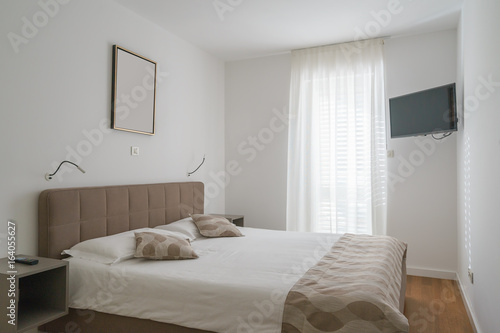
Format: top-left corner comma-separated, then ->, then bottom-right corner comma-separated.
282,233 -> 409,333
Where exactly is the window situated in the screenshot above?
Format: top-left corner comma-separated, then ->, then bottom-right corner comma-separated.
287,39 -> 387,235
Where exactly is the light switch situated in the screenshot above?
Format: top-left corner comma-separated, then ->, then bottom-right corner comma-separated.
387,150 -> 394,158
131,147 -> 140,156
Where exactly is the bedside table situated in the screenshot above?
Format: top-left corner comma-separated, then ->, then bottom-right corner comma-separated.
0,255 -> 68,333
210,214 -> 244,227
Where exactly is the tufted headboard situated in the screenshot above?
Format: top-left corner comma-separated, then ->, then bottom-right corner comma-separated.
38,182 -> 204,259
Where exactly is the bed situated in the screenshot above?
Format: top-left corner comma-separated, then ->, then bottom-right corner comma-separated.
38,181 -> 408,333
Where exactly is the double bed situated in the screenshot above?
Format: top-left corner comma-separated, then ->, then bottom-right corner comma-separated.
38,182 -> 408,333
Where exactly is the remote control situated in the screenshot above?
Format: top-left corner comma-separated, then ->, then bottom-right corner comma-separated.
15,257 -> 39,265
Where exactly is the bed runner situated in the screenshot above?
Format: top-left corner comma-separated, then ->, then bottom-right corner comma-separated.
281,233 -> 409,333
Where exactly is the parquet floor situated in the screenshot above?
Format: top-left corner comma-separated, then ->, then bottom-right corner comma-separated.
404,275 -> 475,333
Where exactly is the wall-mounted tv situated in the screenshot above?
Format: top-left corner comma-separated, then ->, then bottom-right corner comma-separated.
389,83 -> 457,138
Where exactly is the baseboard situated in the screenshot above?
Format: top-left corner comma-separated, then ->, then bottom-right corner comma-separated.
407,266 -> 456,279
456,274 -> 480,333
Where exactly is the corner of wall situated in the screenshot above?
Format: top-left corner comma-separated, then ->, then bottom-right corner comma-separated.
455,273 -> 480,333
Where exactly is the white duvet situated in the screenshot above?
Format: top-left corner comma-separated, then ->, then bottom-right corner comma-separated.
67,227 -> 341,333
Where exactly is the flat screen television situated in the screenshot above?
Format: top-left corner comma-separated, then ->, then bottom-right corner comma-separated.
389,83 -> 457,138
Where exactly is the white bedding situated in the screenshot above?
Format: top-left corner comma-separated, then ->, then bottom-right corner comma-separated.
66,227 -> 341,333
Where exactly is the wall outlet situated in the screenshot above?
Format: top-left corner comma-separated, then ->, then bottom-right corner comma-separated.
468,267 -> 474,284
131,147 -> 139,156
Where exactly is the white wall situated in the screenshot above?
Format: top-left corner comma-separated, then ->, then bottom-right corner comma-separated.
225,54 -> 291,230
457,0 -> 500,331
225,31 -> 459,275
0,0 -> 225,258
385,30 -> 458,277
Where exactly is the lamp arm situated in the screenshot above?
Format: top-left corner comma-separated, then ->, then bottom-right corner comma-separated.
187,155 -> 205,177
45,160 -> 85,181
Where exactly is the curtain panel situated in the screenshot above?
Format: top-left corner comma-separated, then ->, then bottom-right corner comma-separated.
286,39 -> 387,235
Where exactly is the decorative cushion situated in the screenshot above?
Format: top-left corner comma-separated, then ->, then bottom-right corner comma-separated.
190,214 -> 243,238
134,232 -> 198,260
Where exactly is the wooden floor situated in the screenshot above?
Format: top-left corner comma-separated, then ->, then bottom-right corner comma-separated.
404,275 -> 474,333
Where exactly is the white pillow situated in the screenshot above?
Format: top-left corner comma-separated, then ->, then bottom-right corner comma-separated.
154,217 -> 201,241
62,228 -> 189,264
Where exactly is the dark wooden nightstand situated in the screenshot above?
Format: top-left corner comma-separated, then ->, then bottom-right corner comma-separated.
0,255 -> 68,333
210,214 -> 244,227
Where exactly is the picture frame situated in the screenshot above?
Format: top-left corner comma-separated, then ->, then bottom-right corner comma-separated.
111,45 -> 157,135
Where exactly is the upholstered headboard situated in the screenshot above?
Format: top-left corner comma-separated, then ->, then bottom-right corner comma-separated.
38,182 -> 204,259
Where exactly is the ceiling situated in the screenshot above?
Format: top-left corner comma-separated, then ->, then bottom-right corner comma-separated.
113,0 -> 463,61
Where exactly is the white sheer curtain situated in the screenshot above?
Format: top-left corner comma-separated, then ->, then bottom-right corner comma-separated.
286,39 -> 387,235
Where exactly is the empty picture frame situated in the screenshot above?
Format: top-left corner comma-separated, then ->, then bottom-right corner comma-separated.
112,45 -> 157,135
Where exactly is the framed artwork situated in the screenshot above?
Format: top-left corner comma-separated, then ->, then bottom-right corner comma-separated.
111,45 -> 157,135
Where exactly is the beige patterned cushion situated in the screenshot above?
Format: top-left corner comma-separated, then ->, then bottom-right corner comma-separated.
190,214 -> 243,238
134,232 -> 198,260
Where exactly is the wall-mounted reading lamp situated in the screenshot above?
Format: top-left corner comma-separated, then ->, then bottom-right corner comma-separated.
187,155 -> 205,177
45,160 -> 86,181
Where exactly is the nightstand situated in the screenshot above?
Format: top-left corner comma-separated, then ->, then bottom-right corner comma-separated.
210,214 -> 244,227
0,255 -> 68,333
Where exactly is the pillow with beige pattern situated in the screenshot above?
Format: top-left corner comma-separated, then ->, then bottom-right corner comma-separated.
134,232 -> 198,260
190,214 -> 243,238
